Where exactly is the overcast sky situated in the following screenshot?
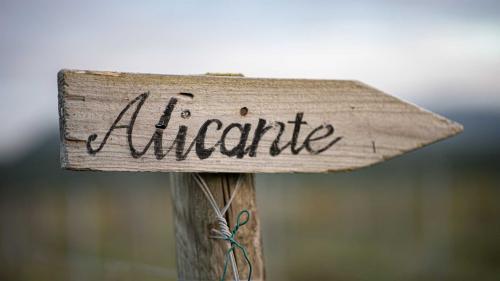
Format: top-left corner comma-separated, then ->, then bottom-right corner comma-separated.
1,0 -> 499,161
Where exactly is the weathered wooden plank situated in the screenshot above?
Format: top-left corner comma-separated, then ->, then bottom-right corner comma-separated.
57,69 -> 463,173
170,173 -> 264,280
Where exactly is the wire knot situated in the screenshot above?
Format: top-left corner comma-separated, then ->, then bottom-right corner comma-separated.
211,210 -> 252,281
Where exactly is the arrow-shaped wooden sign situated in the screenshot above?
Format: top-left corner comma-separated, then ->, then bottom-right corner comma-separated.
57,70 -> 462,173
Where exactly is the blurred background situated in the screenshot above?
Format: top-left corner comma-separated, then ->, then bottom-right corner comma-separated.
1,0 -> 499,280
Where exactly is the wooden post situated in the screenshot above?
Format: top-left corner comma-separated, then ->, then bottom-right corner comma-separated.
170,173 -> 265,281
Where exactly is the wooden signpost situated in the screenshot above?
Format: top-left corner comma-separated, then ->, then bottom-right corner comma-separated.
58,69 -> 462,281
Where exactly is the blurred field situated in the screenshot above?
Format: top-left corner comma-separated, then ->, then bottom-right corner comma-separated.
1,111 -> 499,281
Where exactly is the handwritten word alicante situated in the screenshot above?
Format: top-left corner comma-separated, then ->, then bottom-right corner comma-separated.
87,92 -> 342,161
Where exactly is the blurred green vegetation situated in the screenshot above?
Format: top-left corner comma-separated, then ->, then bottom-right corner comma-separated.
1,111 -> 499,281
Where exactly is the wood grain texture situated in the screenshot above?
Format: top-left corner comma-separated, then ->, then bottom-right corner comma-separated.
58,69 -> 463,173
170,173 -> 265,281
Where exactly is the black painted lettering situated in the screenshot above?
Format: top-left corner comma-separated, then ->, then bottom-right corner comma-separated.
195,119 -> 223,159
287,112 -> 307,154
87,93 -> 343,160
270,122 -> 290,156
220,123 -> 252,158
87,92 -> 149,155
304,125 -> 343,154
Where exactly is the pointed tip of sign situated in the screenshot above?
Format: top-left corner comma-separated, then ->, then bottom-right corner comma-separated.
428,110 -> 464,138
429,117 -> 464,148
449,120 -> 464,135
354,79 -> 464,140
